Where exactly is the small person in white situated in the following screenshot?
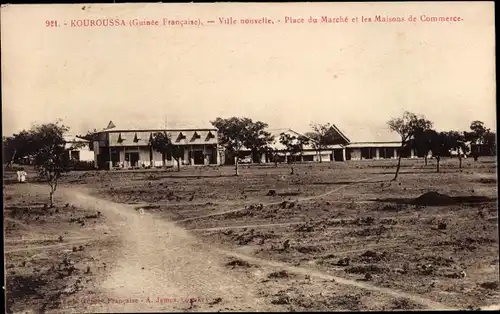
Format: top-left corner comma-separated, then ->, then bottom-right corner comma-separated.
16,168 -> 27,183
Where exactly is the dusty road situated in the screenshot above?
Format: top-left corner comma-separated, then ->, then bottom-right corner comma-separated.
55,188 -> 279,313
54,185 -> 455,313
11,172 -> 496,313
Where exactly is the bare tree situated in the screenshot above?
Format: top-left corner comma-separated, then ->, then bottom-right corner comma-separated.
387,111 -> 433,180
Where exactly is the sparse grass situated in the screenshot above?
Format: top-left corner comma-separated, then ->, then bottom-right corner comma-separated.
4,157 -> 498,311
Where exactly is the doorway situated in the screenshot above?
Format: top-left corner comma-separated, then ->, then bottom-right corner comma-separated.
126,152 -> 140,167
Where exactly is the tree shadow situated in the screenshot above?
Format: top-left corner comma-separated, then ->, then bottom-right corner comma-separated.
131,174 -> 236,180
371,195 -> 496,206
308,180 -> 388,185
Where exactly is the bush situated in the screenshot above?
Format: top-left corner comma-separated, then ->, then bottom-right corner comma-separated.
68,160 -> 95,171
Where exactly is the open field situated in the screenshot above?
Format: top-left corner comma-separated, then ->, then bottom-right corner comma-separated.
4,157 -> 499,312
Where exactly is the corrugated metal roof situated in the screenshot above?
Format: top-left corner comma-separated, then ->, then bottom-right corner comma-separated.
334,124 -> 401,143
100,119 -> 216,132
63,135 -> 89,143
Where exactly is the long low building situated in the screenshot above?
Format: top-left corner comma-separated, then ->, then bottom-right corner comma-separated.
234,125 -> 421,164
89,121 -> 428,169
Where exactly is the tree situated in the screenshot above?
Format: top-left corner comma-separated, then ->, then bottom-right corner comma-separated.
3,130 -> 36,166
411,129 -> 435,166
279,133 -> 309,174
211,117 -> 273,176
266,146 -> 281,167
242,121 -> 274,163
150,132 -> 183,171
428,131 -> 450,173
483,131 -> 497,156
465,121 -> 496,160
443,131 -> 469,169
387,111 -> 433,180
279,133 -> 309,162
10,121 -> 72,207
77,129 -> 99,142
309,123 -> 339,163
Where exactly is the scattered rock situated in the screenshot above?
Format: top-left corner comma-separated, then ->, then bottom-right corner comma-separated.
226,259 -> 251,268
282,239 -> 290,251
337,257 -> 350,266
266,190 -> 277,196
480,281 -> 499,290
209,297 -> 223,305
390,298 -> 422,310
271,294 -> 291,305
268,270 -> 291,279
438,222 -> 447,230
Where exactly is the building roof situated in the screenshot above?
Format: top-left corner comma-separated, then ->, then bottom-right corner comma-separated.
266,128 -> 317,150
63,135 -> 89,143
334,123 -> 401,143
97,120 -> 216,133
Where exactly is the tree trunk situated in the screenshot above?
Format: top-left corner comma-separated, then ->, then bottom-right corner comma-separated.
162,152 -> 166,168
436,156 -> 440,173
234,155 -> 239,176
176,158 -> 180,172
49,191 -> 54,208
459,155 -> 462,169
424,155 -> 428,166
49,183 -> 56,208
392,149 -> 402,181
318,149 -> 323,163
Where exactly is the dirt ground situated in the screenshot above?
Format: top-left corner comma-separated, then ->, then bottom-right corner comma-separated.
4,157 -> 499,312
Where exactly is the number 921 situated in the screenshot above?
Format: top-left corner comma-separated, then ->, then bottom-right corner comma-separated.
45,20 -> 58,27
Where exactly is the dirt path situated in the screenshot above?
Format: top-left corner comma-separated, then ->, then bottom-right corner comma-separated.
51,186 -> 459,312
217,249 -> 454,310
57,189 -> 278,313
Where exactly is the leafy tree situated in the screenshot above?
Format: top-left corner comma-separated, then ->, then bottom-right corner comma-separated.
150,132 -> 183,171
279,133 -> 310,163
387,111 -> 433,180
410,129 -> 435,166
483,131 -> 497,156
7,121 -> 73,207
32,122 -> 72,207
443,131 -> 469,169
465,121 -> 496,159
3,130 -> 36,166
265,145 -> 281,167
309,123 -> 339,163
77,129 -> 99,142
242,121 -> 274,163
428,131 -> 450,173
279,133 -> 309,174
211,117 -> 273,176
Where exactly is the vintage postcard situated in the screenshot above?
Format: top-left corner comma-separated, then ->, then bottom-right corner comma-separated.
2,2 -> 497,313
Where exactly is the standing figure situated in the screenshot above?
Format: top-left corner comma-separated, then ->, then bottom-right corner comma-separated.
16,168 -> 27,183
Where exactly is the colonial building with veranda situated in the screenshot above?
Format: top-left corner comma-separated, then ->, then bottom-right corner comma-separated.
91,122 -> 220,169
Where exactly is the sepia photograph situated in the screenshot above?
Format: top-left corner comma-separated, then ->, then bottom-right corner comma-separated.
1,2 -> 498,313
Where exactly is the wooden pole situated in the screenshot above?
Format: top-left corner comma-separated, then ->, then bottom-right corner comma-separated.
108,146 -> 112,170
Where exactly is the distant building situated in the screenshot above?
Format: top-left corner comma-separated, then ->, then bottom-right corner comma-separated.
90,121 -> 220,170
63,135 -> 94,162
233,125 -> 419,164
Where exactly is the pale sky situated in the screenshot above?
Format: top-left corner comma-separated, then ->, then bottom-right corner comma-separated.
1,2 -> 496,141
